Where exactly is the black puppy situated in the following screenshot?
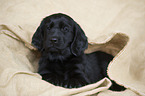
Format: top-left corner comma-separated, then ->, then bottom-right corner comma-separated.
32,13 -> 125,90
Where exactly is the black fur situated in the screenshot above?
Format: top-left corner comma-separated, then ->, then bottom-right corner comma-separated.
32,13 -> 125,91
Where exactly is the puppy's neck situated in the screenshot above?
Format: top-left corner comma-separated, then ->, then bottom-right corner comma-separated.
42,47 -> 75,62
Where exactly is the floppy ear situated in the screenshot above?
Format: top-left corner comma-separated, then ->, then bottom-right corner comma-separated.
31,24 -> 44,52
71,23 -> 88,56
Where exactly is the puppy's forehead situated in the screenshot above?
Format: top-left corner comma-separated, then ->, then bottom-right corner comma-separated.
43,14 -> 73,26
52,17 -> 71,24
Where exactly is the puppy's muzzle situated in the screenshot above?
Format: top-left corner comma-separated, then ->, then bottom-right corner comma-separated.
50,37 -> 58,44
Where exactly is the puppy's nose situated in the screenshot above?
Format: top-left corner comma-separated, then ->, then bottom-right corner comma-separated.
50,37 -> 58,43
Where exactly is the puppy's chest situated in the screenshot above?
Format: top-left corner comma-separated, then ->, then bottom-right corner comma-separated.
47,61 -> 67,70
47,61 -> 83,79
49,62 -> 69,73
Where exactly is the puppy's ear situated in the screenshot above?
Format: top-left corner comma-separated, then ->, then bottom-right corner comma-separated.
31,23 -> 44,52
71,23 -> 88,56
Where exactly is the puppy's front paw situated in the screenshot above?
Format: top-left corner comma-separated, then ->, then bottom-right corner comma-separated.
66,78 -> 89,88
42,74 -> 64,86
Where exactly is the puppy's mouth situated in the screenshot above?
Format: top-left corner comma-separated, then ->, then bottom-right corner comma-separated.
45,47 -> 60,53
43,42 -> 69,53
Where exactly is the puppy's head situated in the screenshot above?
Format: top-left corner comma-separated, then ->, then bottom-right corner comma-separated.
32,13 -> 88,58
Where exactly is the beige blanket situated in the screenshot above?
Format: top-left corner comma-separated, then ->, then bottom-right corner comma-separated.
0,0 -> 145,96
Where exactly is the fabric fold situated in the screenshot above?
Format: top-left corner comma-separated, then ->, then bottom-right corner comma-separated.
0,0 -> 145,95
0,24 -> 129,96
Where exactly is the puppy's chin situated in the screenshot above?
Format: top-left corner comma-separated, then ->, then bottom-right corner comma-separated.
46,47 -> 60,53
43,47 -> 73,61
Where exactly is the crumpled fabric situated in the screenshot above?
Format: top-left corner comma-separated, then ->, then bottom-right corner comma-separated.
0,0 -> 145,96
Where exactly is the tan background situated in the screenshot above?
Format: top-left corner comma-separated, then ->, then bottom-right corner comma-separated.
0,0 -> 145,96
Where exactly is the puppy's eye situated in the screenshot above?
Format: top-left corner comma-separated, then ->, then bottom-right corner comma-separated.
63,26 -> 69,32
47,26 -> 51,30
47,22 -> 54,30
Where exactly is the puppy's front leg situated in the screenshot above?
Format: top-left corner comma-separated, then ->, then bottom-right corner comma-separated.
66,63 -> 90,88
